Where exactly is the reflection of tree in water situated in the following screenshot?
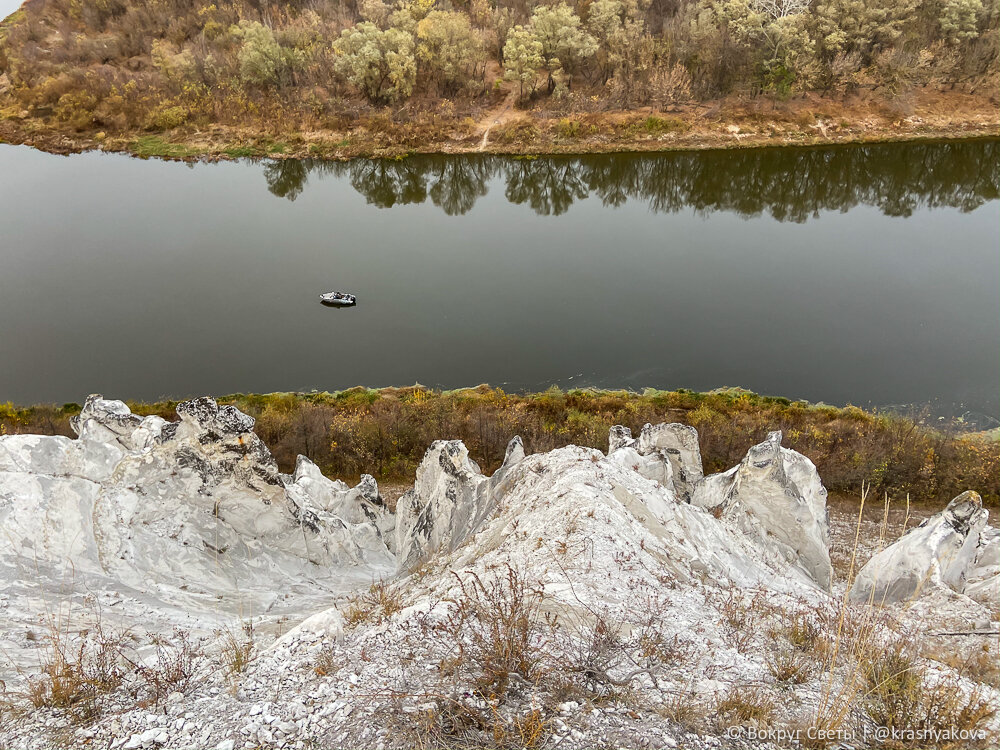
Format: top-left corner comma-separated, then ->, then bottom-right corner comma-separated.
263,159 -> 310,201
348,159 -> 429,208
262,139 -> 999,219
428,158 -> 495,216
504,158 -> 589,216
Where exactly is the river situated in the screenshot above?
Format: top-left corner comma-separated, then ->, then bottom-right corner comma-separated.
1,140 -> 997,425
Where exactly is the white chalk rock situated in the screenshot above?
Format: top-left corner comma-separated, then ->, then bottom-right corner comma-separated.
636,422 -> 704,501
271,607 -> 346,650
434,442 -> 828,595
0,396 -> 395,643
607,423 -> 704,502
692,430 -> 832,591
848,491 -> 992,604
964,526 -> 1000,604
393,436 -> 524,570
283,456 -> 395,546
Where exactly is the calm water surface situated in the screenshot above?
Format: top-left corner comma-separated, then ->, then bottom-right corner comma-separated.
1,140 -> 997,423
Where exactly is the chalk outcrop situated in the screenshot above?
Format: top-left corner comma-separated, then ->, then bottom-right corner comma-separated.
393,436 -> 525,569
0,395 -> 395,636
848,491 -> 997,604
692,430 -> 832,591
607,422 -> 703,502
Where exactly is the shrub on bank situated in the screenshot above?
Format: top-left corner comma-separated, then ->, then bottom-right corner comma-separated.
3,387 -> 997,505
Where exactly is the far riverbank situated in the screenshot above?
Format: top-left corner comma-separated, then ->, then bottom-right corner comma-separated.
2,89 -> 996,162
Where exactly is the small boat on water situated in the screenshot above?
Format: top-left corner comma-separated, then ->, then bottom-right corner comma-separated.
319,291 -> 357,307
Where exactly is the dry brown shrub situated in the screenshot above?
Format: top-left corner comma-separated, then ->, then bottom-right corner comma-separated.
444,565 -> 548,699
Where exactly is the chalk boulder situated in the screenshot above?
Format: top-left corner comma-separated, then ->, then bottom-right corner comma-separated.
848,491 -> 994,604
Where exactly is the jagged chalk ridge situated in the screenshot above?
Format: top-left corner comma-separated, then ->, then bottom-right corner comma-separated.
691,430 -> 833,591
848,491 -> 998,604
114,440 -> 839,750
0,395 -> 394,672
2,403 -> 999,750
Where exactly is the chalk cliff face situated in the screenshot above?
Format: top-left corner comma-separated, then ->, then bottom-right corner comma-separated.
848,491 -> 995,604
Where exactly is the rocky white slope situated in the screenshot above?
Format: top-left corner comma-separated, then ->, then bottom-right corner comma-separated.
0,395 -> 394,673
0,398 -> 997,750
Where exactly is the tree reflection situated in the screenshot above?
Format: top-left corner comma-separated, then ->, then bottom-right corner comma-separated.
427,158 -> 496,216
259,139 -> 999,220
504,158 -> 589,216
263,159 -> 310,201
349,159 -> 428,208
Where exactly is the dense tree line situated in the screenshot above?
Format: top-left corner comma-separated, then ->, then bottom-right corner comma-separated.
258,139 -> 1000,217
0,0 -> 996,133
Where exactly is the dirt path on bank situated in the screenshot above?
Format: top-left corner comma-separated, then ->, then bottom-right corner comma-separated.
476,87 -> 519,152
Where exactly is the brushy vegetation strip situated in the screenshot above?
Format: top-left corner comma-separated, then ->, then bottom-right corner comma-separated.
0,0 -> 996,155
4,386 -> 997,505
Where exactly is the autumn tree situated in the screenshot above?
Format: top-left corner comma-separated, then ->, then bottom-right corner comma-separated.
709,0 -> 816,92
503,25 -> 544,100
416,10 -> 486,95
232,20 -> 288,86
938,0 -> 985,44
332,22 -> 416,104
528,3 -> 597,93
587,0 -> 660,104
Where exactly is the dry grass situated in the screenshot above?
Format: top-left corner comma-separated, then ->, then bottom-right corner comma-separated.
714,686 -> 774,727
717,588 -> 767,653
134,629 -> 206,706
11,617 -> 208,725
858,640 -> 996,747
657,688 -> 707,731
795,484 -> 999,748
24,622 -> 128,723
767,649 -> 815,686
313,644 -> 342,678
923,640 -> 1000,690
218,621 -> 255,677
345,578 -> 406,627
387,695 -> 550,750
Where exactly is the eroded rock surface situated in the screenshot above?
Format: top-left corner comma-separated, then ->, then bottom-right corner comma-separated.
848,491 -> 996,604
393,436 -> 525,569
692,430 -> 832,591
0,395 -> 394,672
607,422 -> 703,502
